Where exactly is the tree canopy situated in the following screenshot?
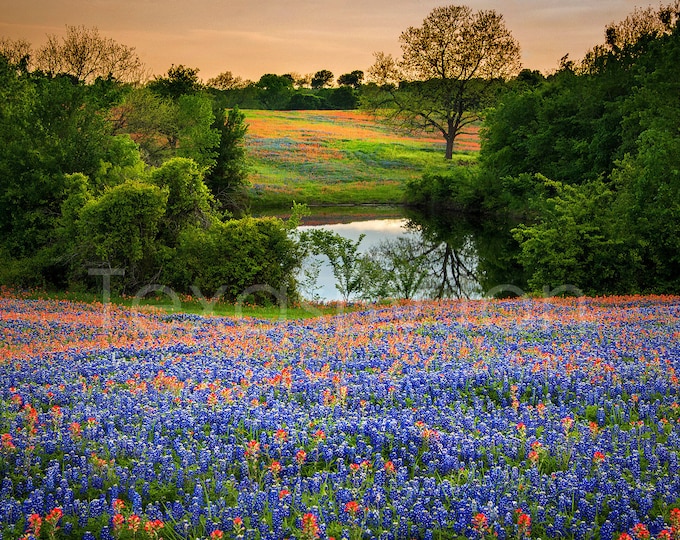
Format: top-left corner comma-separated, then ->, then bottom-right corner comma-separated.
311,69 -> 334,89
0,36 -> 272,297
475,1 -> 680,295
34,25 -> 146,83
364,5 -> 521,158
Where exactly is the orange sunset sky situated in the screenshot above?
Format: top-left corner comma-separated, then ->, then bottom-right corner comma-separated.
1,0 -> 642,81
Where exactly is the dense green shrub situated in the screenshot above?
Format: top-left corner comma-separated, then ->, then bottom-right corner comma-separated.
474,8 -> 680,294
171,217 -> 301,302
405,166 -> 482,210
76,181 -> 169,290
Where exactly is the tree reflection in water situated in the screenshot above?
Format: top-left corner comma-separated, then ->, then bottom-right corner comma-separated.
298,207 -> 526,302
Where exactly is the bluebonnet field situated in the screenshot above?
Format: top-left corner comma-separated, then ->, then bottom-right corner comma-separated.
1,293 -> 679,540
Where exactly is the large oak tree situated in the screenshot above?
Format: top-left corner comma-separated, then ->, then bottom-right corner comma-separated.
365,5 -> 521,159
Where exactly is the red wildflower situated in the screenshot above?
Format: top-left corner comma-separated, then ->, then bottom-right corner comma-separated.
127,514 -> 141,533
112,513 -> 125,530
472,512 -> 489,533
269,460 -> 282,476
670,508 -> 680,528
516,510 -> 531,537
345,500 -> 361,516
1,433 -> 16,451
631,523 -> 650,540
589,421 -> 601,437
301,512 -> 320,539
296,449 -> 307,464
210,530 -> 224,539
27,513 -> 42,536
536,402 -> 546,416
68,421 -> 82,440
244,440 -> 260,460
384,460 -> 396,475
144,518 -> 164,537
45,507 -> 63,526
23,404 -> 38,435
49,405 -> 63,426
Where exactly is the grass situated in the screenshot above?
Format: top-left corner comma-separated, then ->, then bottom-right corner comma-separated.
9,287 -> 371,320
243,110 -> 479,209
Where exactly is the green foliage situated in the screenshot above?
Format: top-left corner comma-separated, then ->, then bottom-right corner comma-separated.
0,38 -> 296,303
174,94 -> 220,169
92,135 -> 147,192
325,86 -> 359,109
149,157 -> 218,246
311,69 -> 334,89
513,179 -> 633,295
171,217 -> 300,301
77,181 -> 169,290
148,64 -> 202,99
476,7 -> 680,295
611,129 -> 680,292
367,236 -> 431,300
59,173 -> 93,238
405,166 -> 482,209
364,5 -> 521,159
113,87 -> 177,165
114,88 -> 219,170
288,92 -> 324,110
204,105 -> 250,214
480,70 -> 626,186
256,74 -> 294,109
338,70 -> 364,89
0,63 -> 112,260
299,229 -> 370,302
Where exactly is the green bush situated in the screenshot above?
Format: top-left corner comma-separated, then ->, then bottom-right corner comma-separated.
288,93 -> 323,110
171,217 -> 300,302
77,181 -> 169,290
512,179 -> 635,295
405,166 -> 481,209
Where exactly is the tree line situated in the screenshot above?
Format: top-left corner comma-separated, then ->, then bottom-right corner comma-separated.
407,2 -> 680,296
4,2 -> 676,301
0,6 -> 524,302
0,31 -> 301,300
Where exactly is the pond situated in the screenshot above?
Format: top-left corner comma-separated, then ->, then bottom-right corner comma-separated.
298,216 -> 420,302
271,206 -> 526,302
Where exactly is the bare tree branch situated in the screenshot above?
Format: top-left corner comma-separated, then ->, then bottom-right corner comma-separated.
34,25 -> 146,84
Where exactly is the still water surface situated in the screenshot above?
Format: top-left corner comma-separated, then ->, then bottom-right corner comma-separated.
259,205 -> 522,302
298,217 -> 416,302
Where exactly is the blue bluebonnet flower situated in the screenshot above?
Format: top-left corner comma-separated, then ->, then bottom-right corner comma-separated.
1,295 -> 679,538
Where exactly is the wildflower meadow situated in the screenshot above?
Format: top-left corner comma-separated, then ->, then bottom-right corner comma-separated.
1,293 -> 679,539
244,110 -> 479,207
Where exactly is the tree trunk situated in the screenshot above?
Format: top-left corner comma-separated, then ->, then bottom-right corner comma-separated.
445,135 -> 455,159
445,116 -> 457,159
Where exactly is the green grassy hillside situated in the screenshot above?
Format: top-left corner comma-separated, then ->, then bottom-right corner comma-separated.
243,110 -> 479,208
